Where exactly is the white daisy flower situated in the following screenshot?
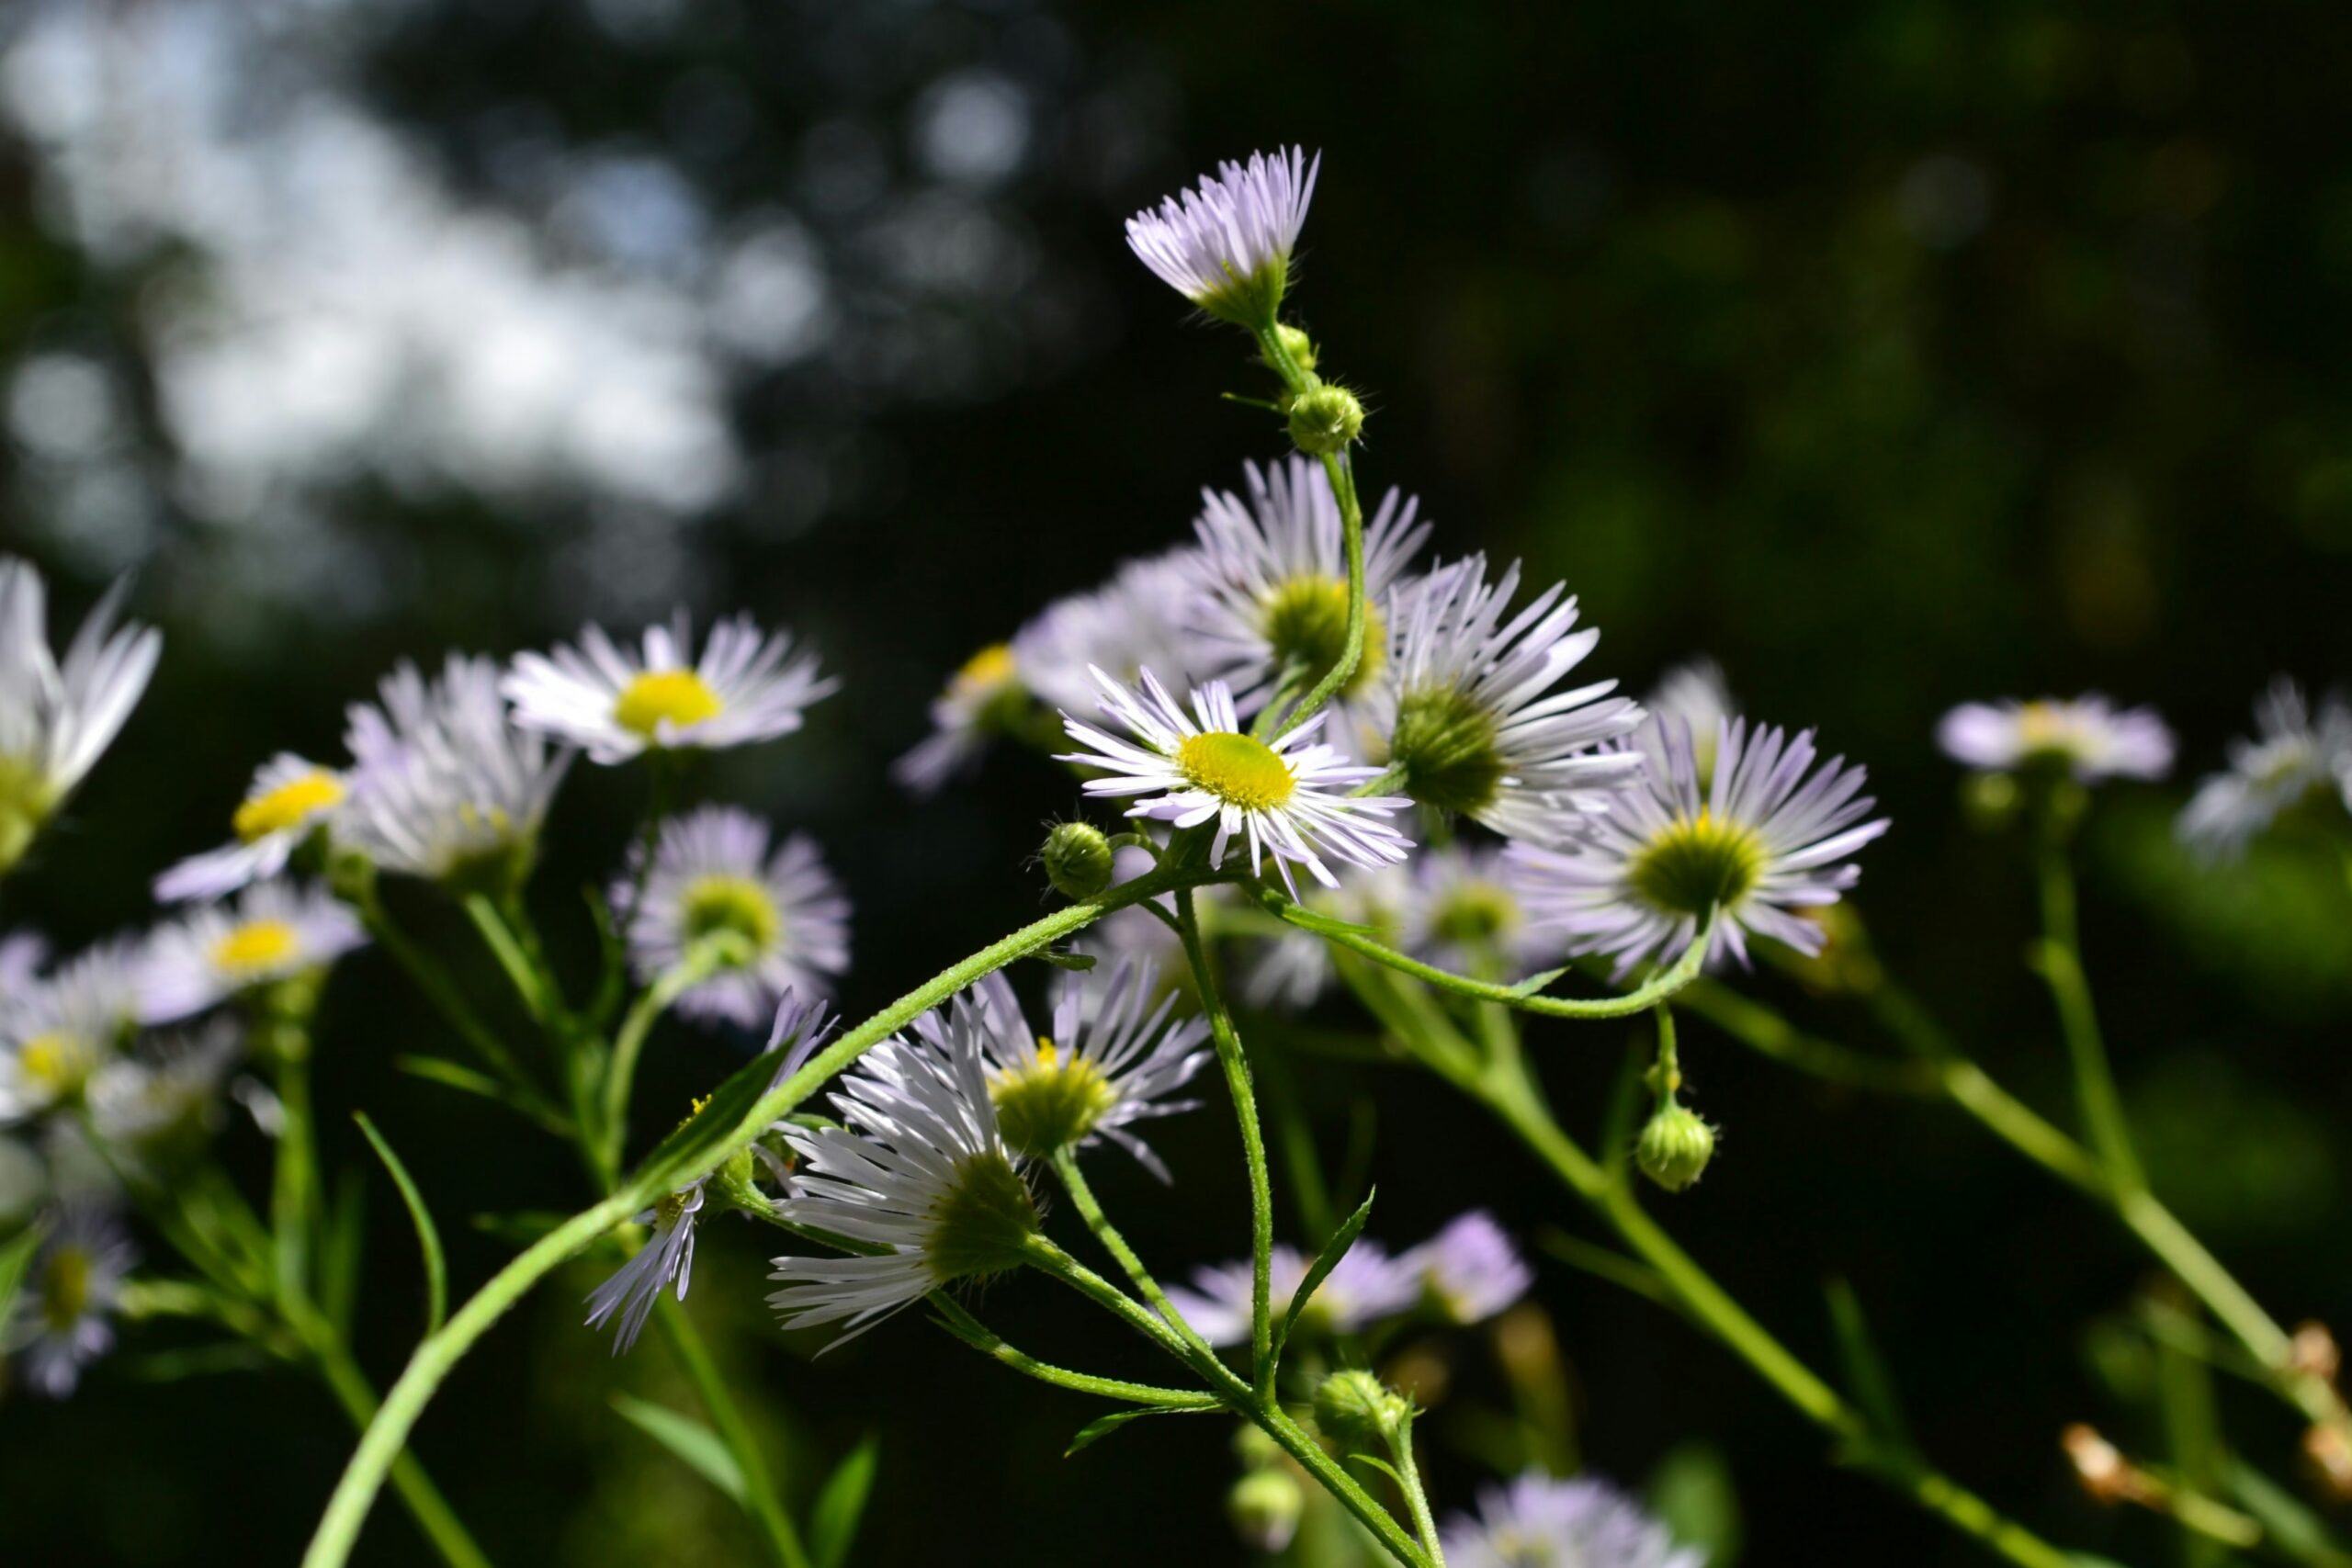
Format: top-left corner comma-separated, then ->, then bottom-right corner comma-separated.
1508,716 -> 1890,978
2178,680 -> 2352,858
1441,1472 -> 1702,1568
1187,457 -> 1431,720
140,880 -> 367,1023
1125,146 -> 1320,325
154,753 -> 348,904
1057,668 -> 1413,897
959,960 -> 1210,1179
1650,658 -> 1736,789
504,613 -> 835,766
1368,555 -> 1645,841
769,995 -> 1042,1346
891,642 -> 1027,796
0,558 -> 161,874
85,1020 -> 243,1166
1937,694 -> 2174,784
0,940 -> 146,1123
617,806 -> 850,1028
1238,859 -> 1409,1012
1165,1235 -> 1420,1349
1013,550 -> 1225,717
1398,843 -> 1555,982
1401,1211 -> 1532,1326
9,1204 -> 135,1398
586,994 -> 836,1354
342,655 -> 572,889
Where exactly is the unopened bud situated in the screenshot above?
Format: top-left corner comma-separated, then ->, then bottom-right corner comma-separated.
2290,1322 -> 2342,1385
1311,1369 -> 1408,1450
1264,322 -> 1317,375
1287,380 -> 1364,456
1634,1101 -> 1717,1193
1040,821 -> 1115,901
2304,1422 -> 2352,1503
1227,1468 -> 1304,1553
2064,1423 -> 2142,1506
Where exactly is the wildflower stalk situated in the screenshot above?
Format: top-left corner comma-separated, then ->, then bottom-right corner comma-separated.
652,1295 -> 812,1568
1048,1147 -> 1220,1363
600,940 -> 731,1175
345,878 -> 550,1111
2030,814 -> 2143,1189
1345,955 -> 2082,1568
301,861 -> 1238,1568
1385,1410 -> 1449,1568
1174,885 -> 1279,1398
1251,320 -> 1366,741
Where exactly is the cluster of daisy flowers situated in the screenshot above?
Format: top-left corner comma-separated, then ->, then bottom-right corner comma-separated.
0,553 -> 857,1396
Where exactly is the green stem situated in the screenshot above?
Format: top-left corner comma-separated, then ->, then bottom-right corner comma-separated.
1050,1147 -> 1220,1363
1175,886 -> 1278,1397
602,945 -> 729,1176
653,1297 -> 812,1568
312,1344 -> 497,1568
1271,890 -> 1713,1019
2031,824 -> 2143,1190
352,887 -> 551,1110
300,862 -> 1233,1568
1390,1412 -> 1448,1568
464,894 -> 559,1033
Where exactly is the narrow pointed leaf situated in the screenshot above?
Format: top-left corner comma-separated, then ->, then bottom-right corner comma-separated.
809,1435 -> 882,1568
610,1393 -> 746,1504
1269,1188 -> 1376,1370
1825,1279 -> 1913,1453
1065,1402 -> 1218,1457
355,1112 -> 447,1335
1035,950 -> 1097,972
1347,1453 -> 1406,1487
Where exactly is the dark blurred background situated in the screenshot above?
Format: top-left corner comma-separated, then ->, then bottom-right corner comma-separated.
4,0 -> 2350,1562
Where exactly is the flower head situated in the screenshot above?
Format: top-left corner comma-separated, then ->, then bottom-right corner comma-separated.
9,1204 -> 135,1397
504,613 -> 834,765
86,1020 -> 243,1168
1398,843 -> 1555,982
1509,716 -> 1889,978
586,994 -> 835,1354
1938,694 -> 2173,784
2178,680 -> 2352,858
769,994 -> 1040,1346
0,559 -> 161,873
617,807 -> 850,1029
891,643 -> 1028,796
0,940 -> 147,1123
1058,668 -> 1412,897
1370,557 -> 1645,840
1403,1211 -> 1532,1325
155,753 -> 348,903
1012,550 -> 1224,718
959,960 -> 1209,1179
1166,1236 -> 1420,1348
1441,1472 -> 1702,1568
1125,147 -> 1319,325
1187,457 -> 1430,717
141,879 -> 367,1022
342,655 -> 571,889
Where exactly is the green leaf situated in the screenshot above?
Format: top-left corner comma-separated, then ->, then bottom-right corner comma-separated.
1065,1404 -> 1217,1457
1346,1453 -> 1405,1487
1270,1188 -> 1376,1370
1265,896 -> 1382,941
809,1435 -> 881,1568
2227,1458 -> 2352,1559
316,1166 -> 367,1339
1035,949 -> 1097,972
0,1222 -> 47,1329
119,1343 -> 274,1382
610,1393 -> 746,1504
1825,1278 -> 1913,1453
356,1112 -> 447,1336
1647,1440 -> 1743,1567
1507,966 -> 1573,998
637,1045 -> 786,1190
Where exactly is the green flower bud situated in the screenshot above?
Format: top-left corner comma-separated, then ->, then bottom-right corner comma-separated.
1263,322 -> 1317,376
1635,1101 -> 1718,1193
1287,379 -> 1364,456
709,1145 -> 771,1218
1311,1368 -> 1409,1450
1040,820 -> 1115,901
1227,1468 -> 1304,1553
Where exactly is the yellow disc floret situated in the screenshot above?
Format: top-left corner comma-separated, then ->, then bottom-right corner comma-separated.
1261,576 -> 1384,697
990,1037 -> 1120,1156
1629,808 -> 1766,917
233,770 -> 346,843
1177,732 -> 1297,811
953,643 -> 1019,695
40,1245 -> 93,1331
17,1032 -> 93,1096
613,669 -> 725,739
211,919 -> 300,976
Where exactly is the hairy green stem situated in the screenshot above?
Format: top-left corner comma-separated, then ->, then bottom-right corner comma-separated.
1050,1148 -> 1219,1363
300,863 -> 1232,1568
601,944 -> 728,1175
1389,1412 -> 1448,1568
1175,886 -> 1278,1397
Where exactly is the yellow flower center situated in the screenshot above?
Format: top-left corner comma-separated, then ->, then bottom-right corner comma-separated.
1262,575 -> 1385,697
1628,808 -> 1767,917
1430,881 -> 1518,949
954,643 -> 1018,694
613,670 -> 725,739
211,919 -> 300,976
679,874 -> 781,959
0,754 -> 60,874
233,770 -> 346,843
40,1245 -> 93,1331
990,1036 -> 1120,1156
1177,732 -> 1297,811
17,1032 -> 89,1094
